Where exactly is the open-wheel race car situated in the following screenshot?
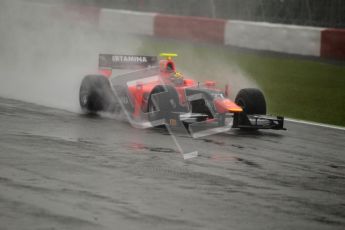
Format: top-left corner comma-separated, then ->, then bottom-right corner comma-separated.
79,53 -> 285,132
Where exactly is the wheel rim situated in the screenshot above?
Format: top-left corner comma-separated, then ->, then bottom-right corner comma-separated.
81,94 -> 88,106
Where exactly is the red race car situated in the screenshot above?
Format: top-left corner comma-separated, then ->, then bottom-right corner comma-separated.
79,53 -> 285,131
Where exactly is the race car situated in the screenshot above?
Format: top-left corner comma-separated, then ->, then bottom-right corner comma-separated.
79,53 -> 285,131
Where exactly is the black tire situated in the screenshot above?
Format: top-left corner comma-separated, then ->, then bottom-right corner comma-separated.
147,85 -> 180,122
235,88 -> 267,115
79,75 -> 114,113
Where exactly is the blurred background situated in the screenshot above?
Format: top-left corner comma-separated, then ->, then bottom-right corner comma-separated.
35,0 -> 345,28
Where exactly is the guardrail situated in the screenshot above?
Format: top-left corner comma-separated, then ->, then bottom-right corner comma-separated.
99,8 -> 345,60
7,2 -> 345,60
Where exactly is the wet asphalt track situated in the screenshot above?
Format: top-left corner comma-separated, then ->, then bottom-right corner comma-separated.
0,97 -> 345,230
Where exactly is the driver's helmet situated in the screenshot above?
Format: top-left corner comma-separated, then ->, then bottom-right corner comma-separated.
173,71 -> 183,79
170,71 -> 184,85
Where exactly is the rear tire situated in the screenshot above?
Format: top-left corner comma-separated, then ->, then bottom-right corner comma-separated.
235,88 -> 266,115
79,75 -> 114,114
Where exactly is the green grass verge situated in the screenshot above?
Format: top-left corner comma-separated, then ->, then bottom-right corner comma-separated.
139,38 -> 345,127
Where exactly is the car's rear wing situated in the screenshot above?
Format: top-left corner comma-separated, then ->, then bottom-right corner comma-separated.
99,54 -> 158,70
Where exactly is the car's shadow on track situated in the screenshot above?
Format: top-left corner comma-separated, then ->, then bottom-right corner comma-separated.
228,129 -> 285,138
79,113 -> 285,140
79,113 -> 101,119
141,124 -> 286,140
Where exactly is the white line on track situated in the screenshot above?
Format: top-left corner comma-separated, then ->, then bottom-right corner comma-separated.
286,118 -> 345,131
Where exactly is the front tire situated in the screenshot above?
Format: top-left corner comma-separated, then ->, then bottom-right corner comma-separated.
234,88 -> 266,131
235,88 -> 266,115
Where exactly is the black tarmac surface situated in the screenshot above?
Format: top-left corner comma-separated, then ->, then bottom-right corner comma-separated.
1,97 -> 345,230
